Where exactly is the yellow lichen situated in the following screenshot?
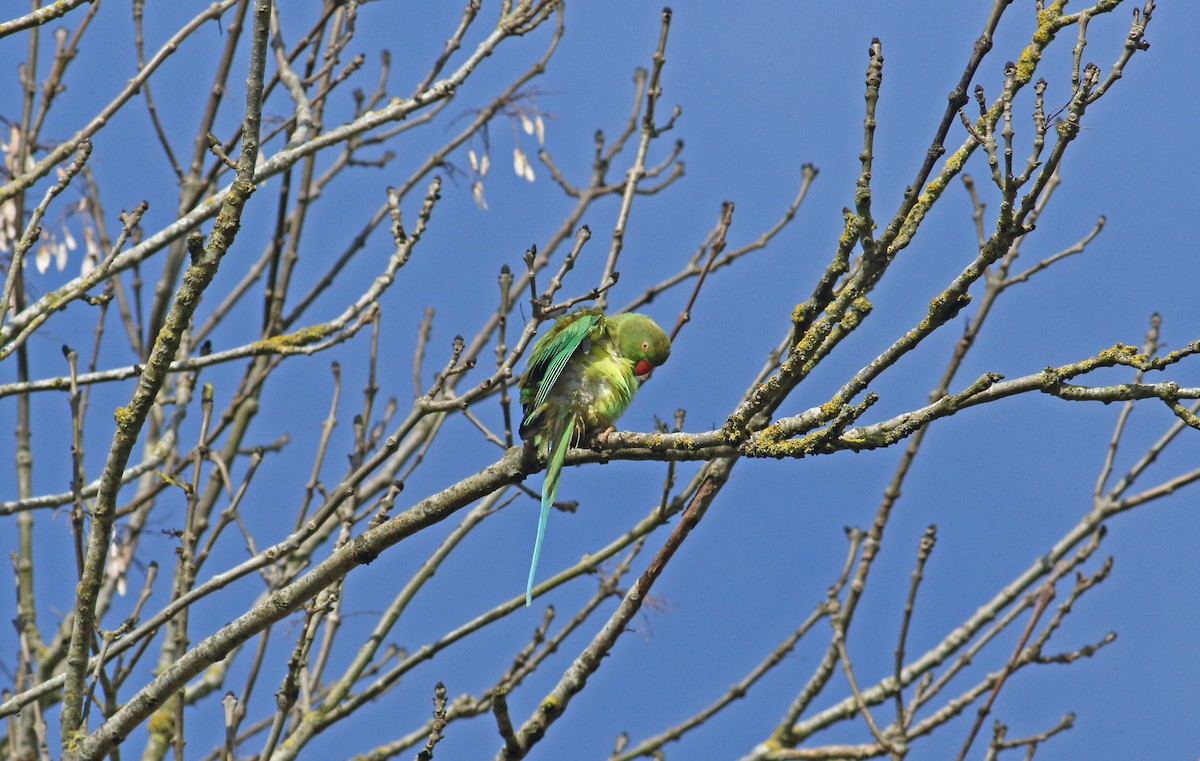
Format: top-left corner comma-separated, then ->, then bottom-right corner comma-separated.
146,703 -> 176,735
113,405 -> 136,427
249,324 -> 335,351
761,733 -> 787,752
1015,6 -> 1063,83
841,296 -> 873,330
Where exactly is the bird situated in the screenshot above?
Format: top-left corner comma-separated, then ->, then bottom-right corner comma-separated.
518,308 -> 671,606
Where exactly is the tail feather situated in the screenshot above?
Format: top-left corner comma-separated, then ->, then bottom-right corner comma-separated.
526,414 -> 576,606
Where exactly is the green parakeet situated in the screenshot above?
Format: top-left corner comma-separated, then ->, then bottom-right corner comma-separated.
518,308 -> 671,606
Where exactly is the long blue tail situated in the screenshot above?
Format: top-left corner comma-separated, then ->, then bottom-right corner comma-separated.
526,416 -> 574,606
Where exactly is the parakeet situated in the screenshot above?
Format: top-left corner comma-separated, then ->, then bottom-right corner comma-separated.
518,308 -> 671,606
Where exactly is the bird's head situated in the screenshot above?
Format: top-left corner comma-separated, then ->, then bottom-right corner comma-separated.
617,314 -> 671,381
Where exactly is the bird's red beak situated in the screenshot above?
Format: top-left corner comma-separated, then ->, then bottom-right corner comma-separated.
634,359 -> 654,379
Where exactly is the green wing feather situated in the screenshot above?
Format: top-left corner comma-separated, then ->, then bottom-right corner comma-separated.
519,310 -> 601,437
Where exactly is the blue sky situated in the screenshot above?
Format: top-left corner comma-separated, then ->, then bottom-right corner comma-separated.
2,1 -> 1198,759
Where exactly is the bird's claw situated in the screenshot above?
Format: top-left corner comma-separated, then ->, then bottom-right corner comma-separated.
592,426 -> 618,450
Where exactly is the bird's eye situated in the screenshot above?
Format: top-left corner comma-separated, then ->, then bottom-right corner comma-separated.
641,340 -> 650,352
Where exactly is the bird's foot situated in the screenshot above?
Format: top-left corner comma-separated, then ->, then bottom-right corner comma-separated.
591,426 -> 618,449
